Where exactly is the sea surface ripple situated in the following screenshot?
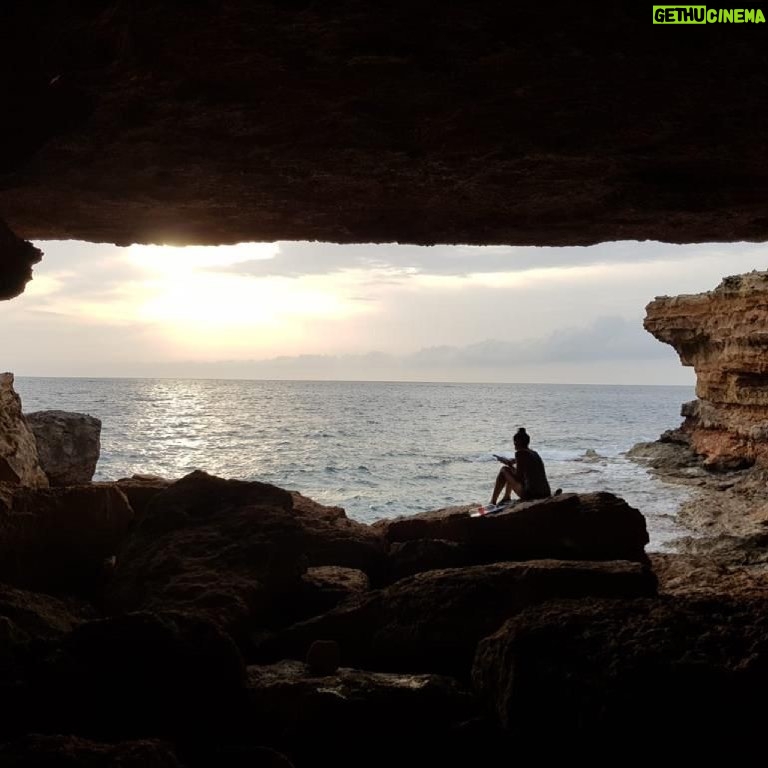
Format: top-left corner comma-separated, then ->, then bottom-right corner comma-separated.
16,377 -> 696,552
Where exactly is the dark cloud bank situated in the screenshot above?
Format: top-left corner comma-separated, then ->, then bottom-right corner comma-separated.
136,316 -> 677,380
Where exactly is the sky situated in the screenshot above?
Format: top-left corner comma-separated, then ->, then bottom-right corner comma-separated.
1,238 -> 765,384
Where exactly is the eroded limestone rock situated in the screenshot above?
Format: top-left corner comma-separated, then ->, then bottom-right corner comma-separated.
0,373 -> 47,489
645,271 -> 768,469
25,409 -> 101,486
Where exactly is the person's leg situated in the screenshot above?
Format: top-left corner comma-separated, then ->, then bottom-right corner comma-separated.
492,467 -> 523,504
491,468 -> 506,505
500,466 -> 523,502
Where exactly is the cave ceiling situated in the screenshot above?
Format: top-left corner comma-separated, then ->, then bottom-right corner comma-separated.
2,2 -> 767,268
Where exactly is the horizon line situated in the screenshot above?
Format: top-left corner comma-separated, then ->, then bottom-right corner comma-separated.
10,373 -> 696,388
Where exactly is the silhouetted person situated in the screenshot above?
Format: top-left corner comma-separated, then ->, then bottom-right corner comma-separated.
491,427 -> 558,506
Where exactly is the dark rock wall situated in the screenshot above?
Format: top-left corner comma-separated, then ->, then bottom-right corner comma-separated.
0,222 -> 41,300
1,3 -> 767,253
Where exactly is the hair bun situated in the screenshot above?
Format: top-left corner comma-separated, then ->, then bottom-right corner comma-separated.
516,427 -> 527,434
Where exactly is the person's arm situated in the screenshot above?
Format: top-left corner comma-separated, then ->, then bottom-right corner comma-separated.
515,449 -> 530,480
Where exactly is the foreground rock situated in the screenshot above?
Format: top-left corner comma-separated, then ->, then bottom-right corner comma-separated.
255,560 -> 657,678
629,425 -> 768,576
25,409 -> 101,486
651,544 -> 768,600
290,492 -> 387,582
246,660 -> 476,766
300,566 -> 370,616
473,595 -> 768,755
0,373 -> 47,488
114,474 -> 175,520
107,472 -> 386,641
106,471 -> 305,638
387,538 -> 470,581
626,430 -> 704,476
645,271 -> 768,470
0,484 -> 133,595
655,455 -> 768,539
0,735 -> 183,767
375,492 -> 650,573
0,733 -> 296,768
23,611 -> 246,744
0,584 -> 93,683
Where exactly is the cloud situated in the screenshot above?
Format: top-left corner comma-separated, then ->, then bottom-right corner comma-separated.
137,316 -> 675,379
28,240 -> 146,304
406,316 -> 671,367
211,240 -> 764,279
8,237 -> 763,383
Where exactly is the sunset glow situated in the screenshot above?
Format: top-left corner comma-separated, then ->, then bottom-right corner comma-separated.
1,239 -> 766,382
117,243 -> 378,357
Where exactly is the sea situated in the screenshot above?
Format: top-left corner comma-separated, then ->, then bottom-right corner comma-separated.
14,377 -> 696,552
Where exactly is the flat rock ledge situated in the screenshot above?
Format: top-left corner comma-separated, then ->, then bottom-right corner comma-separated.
628,431 -> 768,607
374,491 -> 650,570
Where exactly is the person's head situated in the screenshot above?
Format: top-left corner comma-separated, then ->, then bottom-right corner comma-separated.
513,427 -> 530,448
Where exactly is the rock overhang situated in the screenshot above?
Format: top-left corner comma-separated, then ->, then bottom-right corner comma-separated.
1,2 -> 768,261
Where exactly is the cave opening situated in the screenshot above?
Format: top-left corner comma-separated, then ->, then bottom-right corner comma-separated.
5,235 -> 766,538
5,237 -> 767,384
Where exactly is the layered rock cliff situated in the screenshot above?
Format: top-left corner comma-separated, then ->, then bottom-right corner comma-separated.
644,271 -> 768,468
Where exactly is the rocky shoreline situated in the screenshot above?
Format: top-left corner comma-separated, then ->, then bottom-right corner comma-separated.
628,429 -> 768,600
1,369 -> 768,764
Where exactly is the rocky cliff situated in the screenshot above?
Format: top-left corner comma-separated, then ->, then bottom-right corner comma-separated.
0,373 -> 48,488
644,270 -> 768,468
